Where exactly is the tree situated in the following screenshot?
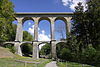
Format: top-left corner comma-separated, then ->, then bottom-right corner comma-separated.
72,0 -> 100,48
23,31 -> 33,41
72,2 -> 89,49
21,31 -> 33,56
39,43 -> 51,56
0,0 -> 15,41
21,43 -> 33,56
86,0 -> 100,48
72,0 -> 100,65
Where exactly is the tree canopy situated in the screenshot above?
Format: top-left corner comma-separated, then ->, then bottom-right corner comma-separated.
0,0 -> 15,41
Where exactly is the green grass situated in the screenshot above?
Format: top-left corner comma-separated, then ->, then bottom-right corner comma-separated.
57,62 -> 93,67
0,57 -> 51,67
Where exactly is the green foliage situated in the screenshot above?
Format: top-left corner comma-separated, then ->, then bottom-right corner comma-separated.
23,31 -> 33,41
0,58 -> 51,67
59,48 -> 70,60
80,45 -> 96,64
72,0 -> 100,48
0,0 -> 15,41
4,44 -> 16,53
57,62 -> 92,67
21,31 -> 33,56
69,0 -> 100,66
21,43 -> 32,56
56,35 -> 80,62
39,43 -> 51,56
56,42 -> 67,59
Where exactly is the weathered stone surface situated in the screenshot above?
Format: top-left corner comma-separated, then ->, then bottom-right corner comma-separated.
4,12 -> 72,59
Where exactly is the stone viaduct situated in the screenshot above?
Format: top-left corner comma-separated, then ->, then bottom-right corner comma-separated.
3,12 -> 73,60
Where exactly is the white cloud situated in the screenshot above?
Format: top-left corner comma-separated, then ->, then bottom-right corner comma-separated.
61,0 -> 87,11
62,0 -> 71,6
28,25 -> 34,35
38,30 -> 50,41
28,22 -> 31,25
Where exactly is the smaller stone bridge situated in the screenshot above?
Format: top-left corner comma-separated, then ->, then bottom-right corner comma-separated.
2,40 -> 67,59
2,40 -> 67,60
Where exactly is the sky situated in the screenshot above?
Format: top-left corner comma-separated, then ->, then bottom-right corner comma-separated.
11,0 -> 87,12
11,0 -> 87,48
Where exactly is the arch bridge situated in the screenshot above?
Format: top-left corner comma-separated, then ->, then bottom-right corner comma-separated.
3,12 -> 73,60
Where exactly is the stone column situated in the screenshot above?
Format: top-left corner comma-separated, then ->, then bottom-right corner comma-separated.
15,18 -> 23,41
32,18 -> 39,59
32,42 -> 39,59
14,18 -> 23,56
14,43 -> 22,56
51,40 -> 57,60
34,18 -> 39,41
50,18 -> 55,40
50,17 -> 57,60
66,17 -> 72,34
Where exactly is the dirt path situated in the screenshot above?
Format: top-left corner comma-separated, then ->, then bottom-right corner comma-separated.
45,61 -> 58,67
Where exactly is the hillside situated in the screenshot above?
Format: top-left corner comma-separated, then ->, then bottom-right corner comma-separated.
0,47 -> 15,58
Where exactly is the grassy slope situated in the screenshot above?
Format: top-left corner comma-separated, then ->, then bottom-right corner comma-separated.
0,47 -> 51,67
0,47 -> 15,58
57,62 -> 92,67
0,55 -> 51,67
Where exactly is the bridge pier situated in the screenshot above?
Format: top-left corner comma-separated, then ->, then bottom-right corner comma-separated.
14,43 -> 22,56
14,18 -> 23,56
51,40 -> 57,60
32,42 -> 39,59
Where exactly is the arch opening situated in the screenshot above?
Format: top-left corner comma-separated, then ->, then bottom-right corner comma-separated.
55,19 -> 67,40
23,20 -> 34,41
38,17 -> 51,23
20,43 -> 33,57
39,42 -> 51,59
22,17 -> 34,24
38,20 -> 51,41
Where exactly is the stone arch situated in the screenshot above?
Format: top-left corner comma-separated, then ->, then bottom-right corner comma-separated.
21,42 -> 32,45
38,17 -> 51,41
22,17 -> 34,24
38,17 -> 51,23
38,42 -> 51,50
3,43 -> 14,46
38,42 -> 50,46
2,43 -> 15,53
38,42 -> 51,58
22,17 -> 34,41
54,17 -> 67,40
20,43 -> 33,56
54,17 -> 67,25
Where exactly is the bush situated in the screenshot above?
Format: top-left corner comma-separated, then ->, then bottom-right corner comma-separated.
79,45 -> 97,65
21,43 -> 32,56
4,44 -> 16,53
93,51 -> 100,66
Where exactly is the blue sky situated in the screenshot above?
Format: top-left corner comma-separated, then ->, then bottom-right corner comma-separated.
11,0 -> 87,42
11,0 -> 73,12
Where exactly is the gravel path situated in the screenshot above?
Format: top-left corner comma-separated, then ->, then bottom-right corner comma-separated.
45,61 -> 58,67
